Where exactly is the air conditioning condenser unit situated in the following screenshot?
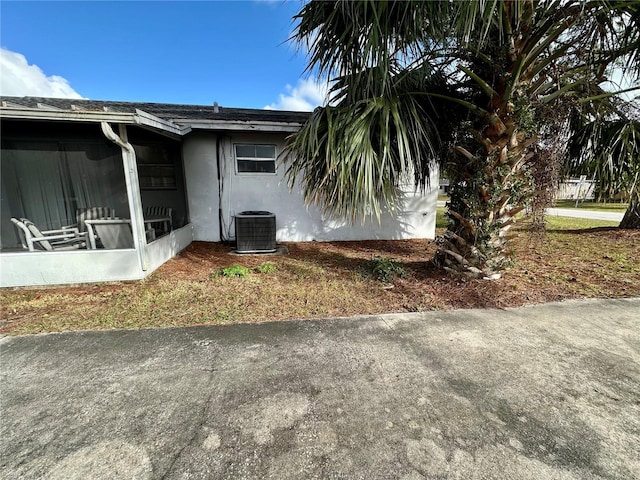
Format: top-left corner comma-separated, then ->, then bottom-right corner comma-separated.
235,211 -> 277,253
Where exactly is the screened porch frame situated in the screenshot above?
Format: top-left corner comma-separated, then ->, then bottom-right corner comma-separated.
0,106 -> 193,287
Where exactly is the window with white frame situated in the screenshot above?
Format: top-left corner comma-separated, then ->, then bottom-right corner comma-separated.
235,144 -> 276,174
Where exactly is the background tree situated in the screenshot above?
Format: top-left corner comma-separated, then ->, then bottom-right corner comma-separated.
566,107 -> 640,228
283,0 -> 640,279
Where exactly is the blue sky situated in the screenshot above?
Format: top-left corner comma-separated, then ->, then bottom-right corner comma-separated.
0,1 -> 326,110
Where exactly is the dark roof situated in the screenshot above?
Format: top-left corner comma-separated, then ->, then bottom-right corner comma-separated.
0,96 -> 311,125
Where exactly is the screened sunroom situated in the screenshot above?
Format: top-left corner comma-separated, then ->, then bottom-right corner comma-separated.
0,108 -> 193,287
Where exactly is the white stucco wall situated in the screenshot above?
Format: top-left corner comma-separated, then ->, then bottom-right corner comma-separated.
213,132 -> 438,242
0,226 -> 194,288
182,132 -> 221,242
0,228 -> 194,288
144,224 -> 194,273
0,250 -> 144,287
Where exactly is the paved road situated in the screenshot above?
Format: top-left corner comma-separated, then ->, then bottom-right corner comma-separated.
1,298 -> 639,480
545,208 -> 623,222
437,201 -> 623,222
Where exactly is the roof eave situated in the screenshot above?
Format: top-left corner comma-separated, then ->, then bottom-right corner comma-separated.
133,109 -> 188,136
174,119 -> 302,133
0,107 -> 137,124
0,106 -> 188,138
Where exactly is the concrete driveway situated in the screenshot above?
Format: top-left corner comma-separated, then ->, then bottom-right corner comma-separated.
1,298 -> 639,479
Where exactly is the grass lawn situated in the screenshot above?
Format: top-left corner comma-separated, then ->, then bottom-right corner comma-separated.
436,207 -> 448,228
1,215 -> 638,335
543,216 -> 620,230
439,196 -> 628,212
553,199 -> 629,211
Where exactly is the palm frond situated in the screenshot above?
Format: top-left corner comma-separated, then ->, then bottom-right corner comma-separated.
567,117 -> 640,198
292,0 -> 449,80
282,65 -> 456,223
286,0 -> 640,226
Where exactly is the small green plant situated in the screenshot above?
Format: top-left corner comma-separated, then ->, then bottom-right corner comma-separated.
256,262 -> 277,274
370,256 -> 404,283
215,265 -> 251,278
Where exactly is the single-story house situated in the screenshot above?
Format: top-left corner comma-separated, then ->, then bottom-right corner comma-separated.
0,96 -> 439,288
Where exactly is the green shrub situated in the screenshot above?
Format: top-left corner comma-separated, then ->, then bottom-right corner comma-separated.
256,262 -> 277,274
370,256 -> 405,283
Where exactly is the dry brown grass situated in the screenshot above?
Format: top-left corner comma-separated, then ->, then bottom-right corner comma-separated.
1,221 -> 639,335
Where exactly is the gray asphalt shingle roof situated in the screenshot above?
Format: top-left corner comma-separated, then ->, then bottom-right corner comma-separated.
0,96 -> 311,125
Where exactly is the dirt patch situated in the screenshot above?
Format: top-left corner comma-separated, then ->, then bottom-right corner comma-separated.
1,227 -> 639,335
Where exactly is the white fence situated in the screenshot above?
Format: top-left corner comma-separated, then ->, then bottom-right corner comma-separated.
556,177 -> 595,200
439,177 -> 595,200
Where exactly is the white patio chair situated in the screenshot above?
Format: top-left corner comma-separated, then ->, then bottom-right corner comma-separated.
72,207 -> 116,233
143,206 -> 172,235
85,219 -> 134,250
11,218 -> 87,251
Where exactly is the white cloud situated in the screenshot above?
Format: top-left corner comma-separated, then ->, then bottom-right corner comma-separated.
265,77 -> 328,111
0,48 -> 84,99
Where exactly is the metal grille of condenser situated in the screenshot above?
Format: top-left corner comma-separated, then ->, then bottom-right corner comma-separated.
234,211 -> 277,253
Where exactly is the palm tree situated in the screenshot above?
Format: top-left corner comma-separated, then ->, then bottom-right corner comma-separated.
567,113 -> 640,229
283,0 -> 640,278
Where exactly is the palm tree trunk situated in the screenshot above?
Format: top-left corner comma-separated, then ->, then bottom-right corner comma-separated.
619,189 -> 640,229
435,118 -> 535,279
